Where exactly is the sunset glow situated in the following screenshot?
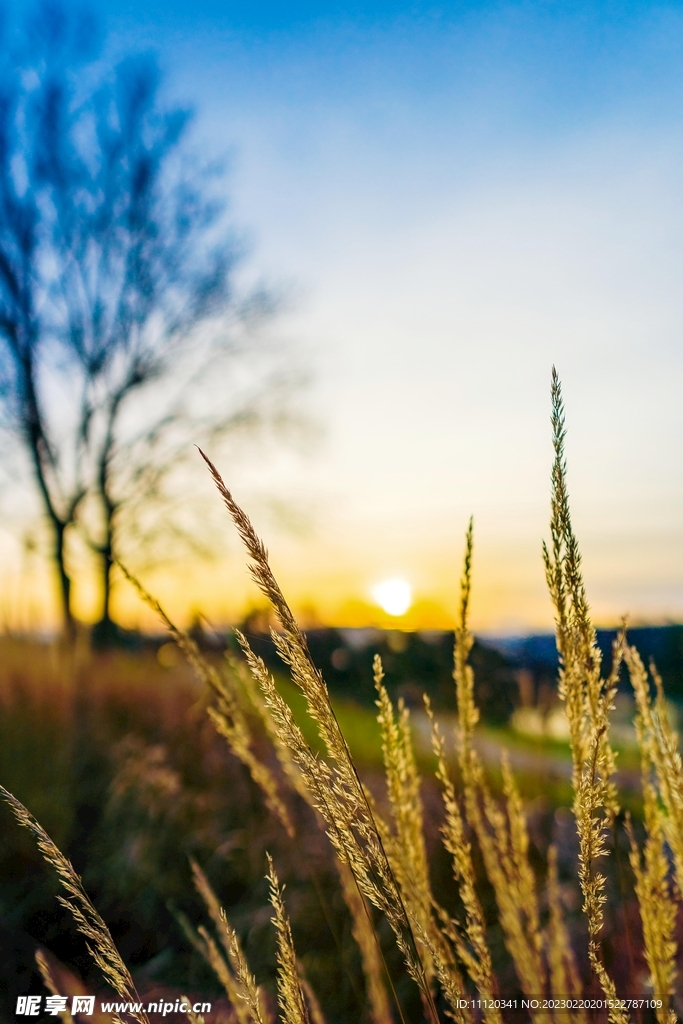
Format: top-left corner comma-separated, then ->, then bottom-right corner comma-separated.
370,578 -> 413,617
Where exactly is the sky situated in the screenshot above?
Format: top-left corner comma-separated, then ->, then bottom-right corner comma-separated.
4,0 -> 683,633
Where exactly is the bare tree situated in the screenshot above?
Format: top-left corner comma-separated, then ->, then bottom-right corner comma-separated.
0,3 -> 297,641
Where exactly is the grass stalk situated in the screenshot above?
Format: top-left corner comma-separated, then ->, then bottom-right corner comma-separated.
0,785 -> 150,1024
200,447 -> 441,1024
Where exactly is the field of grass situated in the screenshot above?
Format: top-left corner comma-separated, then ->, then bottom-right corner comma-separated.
0,626 -> 665,1024
0,637 -> 447,1021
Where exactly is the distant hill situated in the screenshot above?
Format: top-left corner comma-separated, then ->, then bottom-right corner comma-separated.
487,624 -> 683,702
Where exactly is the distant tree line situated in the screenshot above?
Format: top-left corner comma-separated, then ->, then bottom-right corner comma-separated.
236,619 -> 520,724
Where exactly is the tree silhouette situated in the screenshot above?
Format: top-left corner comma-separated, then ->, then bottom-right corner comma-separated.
0,3 -> 292,640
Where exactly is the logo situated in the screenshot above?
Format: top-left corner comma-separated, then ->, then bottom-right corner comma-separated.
45,997 -> 68,1016
71,997 -> 95,1016
15,997 -> 41,1016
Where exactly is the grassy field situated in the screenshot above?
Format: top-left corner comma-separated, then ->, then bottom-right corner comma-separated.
0,629 -> 665,1023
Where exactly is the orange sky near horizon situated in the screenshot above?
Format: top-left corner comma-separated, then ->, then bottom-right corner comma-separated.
3,466 -> 679,636
2,3 -> 683,636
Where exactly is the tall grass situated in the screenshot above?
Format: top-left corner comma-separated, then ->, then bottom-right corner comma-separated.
2,371 -> 681,1022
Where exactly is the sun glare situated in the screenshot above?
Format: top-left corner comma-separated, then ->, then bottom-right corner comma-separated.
371,577 -> 412,616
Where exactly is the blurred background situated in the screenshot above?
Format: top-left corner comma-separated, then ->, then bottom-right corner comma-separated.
1,0 -> 683,1019
1,0 -> 683,635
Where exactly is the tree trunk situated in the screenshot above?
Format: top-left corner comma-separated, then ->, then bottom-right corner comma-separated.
92,489 -> 118,648
20,352 -> 78,641
92,545 -> 117,648
53,520 -> 76,641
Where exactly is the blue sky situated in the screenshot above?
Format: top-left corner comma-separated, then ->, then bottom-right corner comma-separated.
6,0 -> 683,630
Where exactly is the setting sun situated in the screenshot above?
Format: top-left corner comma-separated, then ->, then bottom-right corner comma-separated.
370,577 -> 412,616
